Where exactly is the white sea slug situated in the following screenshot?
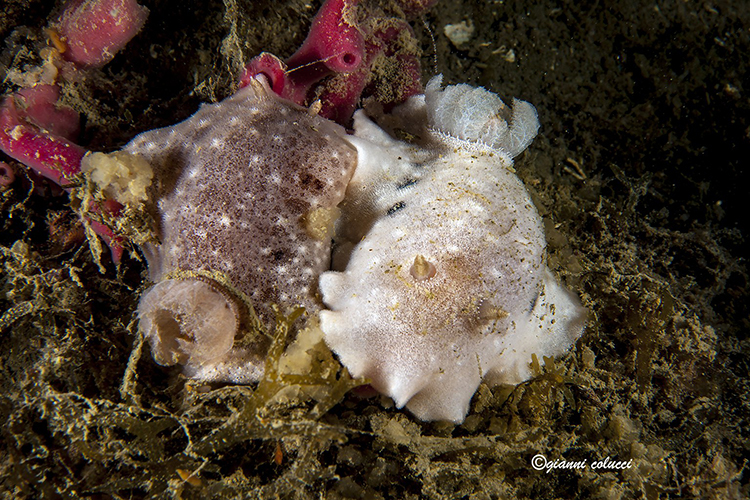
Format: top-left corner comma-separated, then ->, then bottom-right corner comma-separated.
319,76 -> 586,423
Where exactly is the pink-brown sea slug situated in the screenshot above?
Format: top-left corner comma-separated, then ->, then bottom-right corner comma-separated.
126,78 -> 357,382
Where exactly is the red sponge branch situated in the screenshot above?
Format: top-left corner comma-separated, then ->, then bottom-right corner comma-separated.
56,0 -> 149,68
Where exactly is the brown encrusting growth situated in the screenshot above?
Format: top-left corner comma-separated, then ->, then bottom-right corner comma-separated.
0,0 -> 747,498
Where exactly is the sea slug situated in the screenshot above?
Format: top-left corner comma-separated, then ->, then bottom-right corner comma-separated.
126,78 -> 357,382
319,76 -> 586,423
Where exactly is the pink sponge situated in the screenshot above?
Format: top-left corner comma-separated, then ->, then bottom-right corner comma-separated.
57,0 -> 148,68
